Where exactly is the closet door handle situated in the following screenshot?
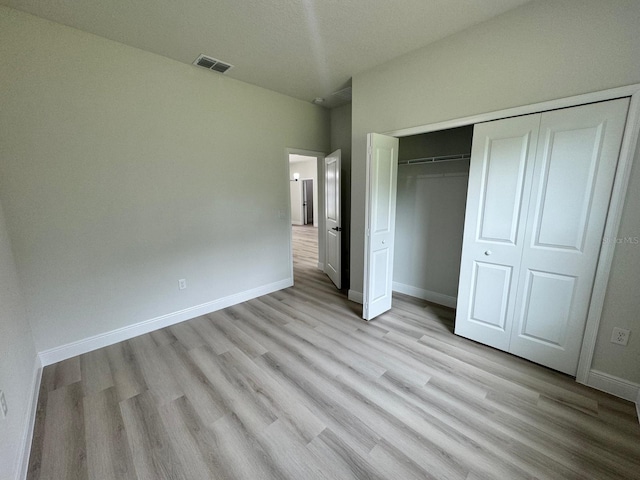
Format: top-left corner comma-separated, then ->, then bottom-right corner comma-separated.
484,250 -> 492,256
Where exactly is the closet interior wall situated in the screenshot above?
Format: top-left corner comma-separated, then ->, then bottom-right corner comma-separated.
393,126 -> 473,307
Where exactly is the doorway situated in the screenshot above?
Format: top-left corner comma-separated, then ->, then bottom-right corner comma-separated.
288,152 -> 321,276
393,126 -> 473,308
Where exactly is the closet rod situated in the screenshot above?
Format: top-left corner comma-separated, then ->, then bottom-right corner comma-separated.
398,153 -> 470,166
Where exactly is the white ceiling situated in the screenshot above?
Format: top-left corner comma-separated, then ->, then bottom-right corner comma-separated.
2,0 -> 531,108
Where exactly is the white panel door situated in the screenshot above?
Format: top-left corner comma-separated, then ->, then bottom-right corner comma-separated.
324,150 -> 342,289
455,115 -> 540,350
363,134 -> 399,320
509,98 -> 629,375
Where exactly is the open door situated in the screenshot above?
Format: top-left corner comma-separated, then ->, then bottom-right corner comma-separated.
302,179 -> 314,225
363,133 -> 399,320
324,150 -> 342,288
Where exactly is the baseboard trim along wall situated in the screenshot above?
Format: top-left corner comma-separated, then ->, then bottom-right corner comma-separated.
348,289 -> 363,304
317,262 -> 324,270
38,278 -> 293,366
18,358 -> 42,480
392,282 -> 457,309
586,369 -> 640,403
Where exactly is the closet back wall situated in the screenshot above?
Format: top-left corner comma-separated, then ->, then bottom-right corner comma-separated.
393,127 -> 472,307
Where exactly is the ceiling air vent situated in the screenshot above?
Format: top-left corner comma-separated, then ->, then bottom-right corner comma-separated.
331,86 -> 352,102
193,54 -> 233,74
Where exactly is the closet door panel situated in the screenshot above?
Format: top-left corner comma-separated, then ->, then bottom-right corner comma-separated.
518,270 -> 576,346
477,135 -> 529,244
469,261 -> 513,330
533,126 -> 601,251
509,98 -> 629,375
455,115 -> 540,351
363,133 -> 399,320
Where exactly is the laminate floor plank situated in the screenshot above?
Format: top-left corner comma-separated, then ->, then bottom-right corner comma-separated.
207,413 -> 287,480
80,348 -> 114,396
252,351 -> 382,455
27,225 -> 640,480
38,382 -> 87,480
189,315 -> 234,355
224,347 -> 326,442
104,341 -> 147,402
158,342 -> 226,426
306,428 -> 387,480
127,334 -> 183,405
188,345 -> 278,433
208,309 -> 269,358
119,391 -> 188,480
52,357 -> 81,391
83,387 -> 136,480
26,366 -> 56,479
156,396 -> 220,480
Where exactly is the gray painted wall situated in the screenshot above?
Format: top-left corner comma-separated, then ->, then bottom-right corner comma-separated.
0,7 -> 329,355
0,198 -> 38,480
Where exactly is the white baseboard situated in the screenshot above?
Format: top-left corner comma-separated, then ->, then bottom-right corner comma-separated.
392,282 -> 457,309
317,262 -> 324,270
348,290 -> 363,304
586,369 -> 640,403
18,357 -> 42,480
38,278 -> 293,366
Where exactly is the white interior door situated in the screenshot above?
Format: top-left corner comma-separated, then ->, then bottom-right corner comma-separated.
289,180 -> 303,226
303,179 -> 314,225
324,150 -> 342,288
455,115 -> 540,349
456,98 -> 629,375
363,133 -> 399,320
509,98 -> 629,375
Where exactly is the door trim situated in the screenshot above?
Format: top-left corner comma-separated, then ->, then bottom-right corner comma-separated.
285,148 -> 325,282
379,83 -> 640,386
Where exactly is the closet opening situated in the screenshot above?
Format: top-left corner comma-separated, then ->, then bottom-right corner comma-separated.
393,125 -> 473,310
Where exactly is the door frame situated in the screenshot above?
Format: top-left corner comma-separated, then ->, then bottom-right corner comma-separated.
285,148 -> 325,281
369,83 -> 640,386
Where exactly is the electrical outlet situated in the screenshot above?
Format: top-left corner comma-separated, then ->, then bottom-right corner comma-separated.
611,327 -> 630,346
178,278 -> 187,290
0,390 -> 7,419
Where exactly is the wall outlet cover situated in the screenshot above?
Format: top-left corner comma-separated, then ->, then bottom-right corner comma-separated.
0,390 -> 7,419
610,327 -> 630,346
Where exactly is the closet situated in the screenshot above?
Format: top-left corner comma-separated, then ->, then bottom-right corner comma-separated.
393,127 -> 473,308
455,98 -> 629,375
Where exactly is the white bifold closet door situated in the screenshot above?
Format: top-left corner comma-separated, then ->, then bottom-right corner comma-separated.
455,98 -> 629,375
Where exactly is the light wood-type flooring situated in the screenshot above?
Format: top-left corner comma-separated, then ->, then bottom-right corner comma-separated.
27,225 -> 640,479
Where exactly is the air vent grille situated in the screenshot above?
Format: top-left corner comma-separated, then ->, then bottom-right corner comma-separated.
193,54 -> 233,74
331,86 -> 352,101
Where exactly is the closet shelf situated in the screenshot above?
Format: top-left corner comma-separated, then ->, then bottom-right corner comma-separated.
398,153 -> 470,166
